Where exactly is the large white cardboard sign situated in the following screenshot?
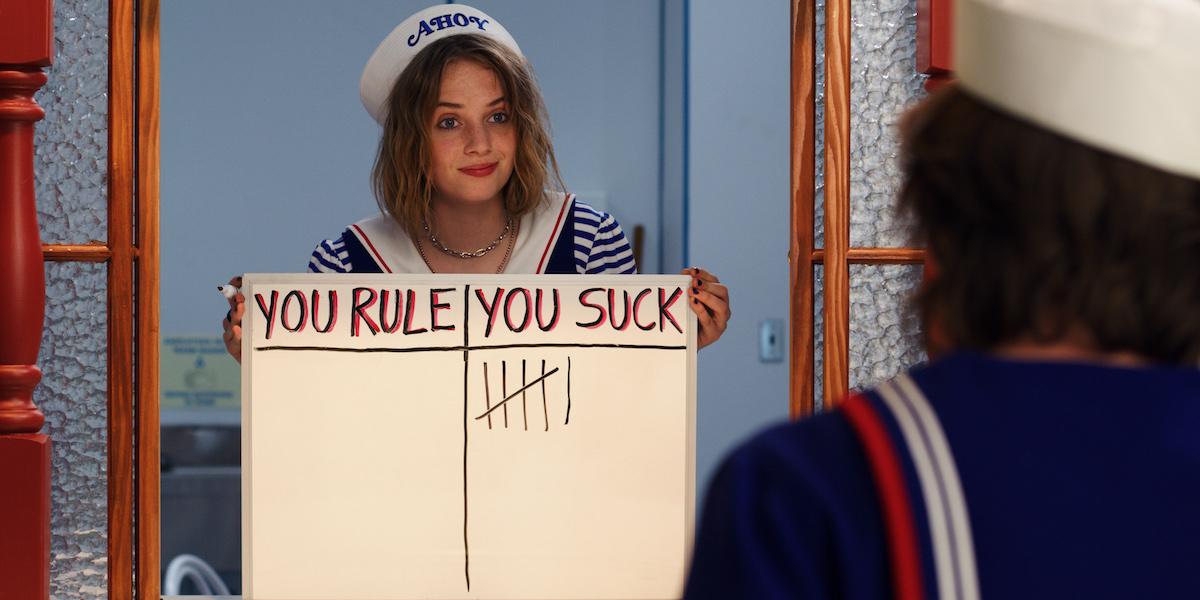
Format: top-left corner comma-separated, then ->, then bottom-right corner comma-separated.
241,274 -> 696,600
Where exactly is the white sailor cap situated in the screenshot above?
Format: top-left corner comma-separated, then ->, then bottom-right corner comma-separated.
359,4 -> 523,126
955,0 -> 1200,179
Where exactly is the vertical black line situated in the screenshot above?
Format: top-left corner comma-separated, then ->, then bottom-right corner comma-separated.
522,359 -> 528,430
565,356 -> 572,425
483,362 -> 492,429
541,359 -> 549,432
462,285 -> 471,591
502,361 -> 509,428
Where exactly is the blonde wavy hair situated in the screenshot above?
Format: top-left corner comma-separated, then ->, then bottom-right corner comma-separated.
371,34 -> 564,240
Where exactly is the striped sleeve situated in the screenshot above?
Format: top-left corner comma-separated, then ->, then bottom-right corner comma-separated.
308,233 -> 353,273
573,202 -> 638,274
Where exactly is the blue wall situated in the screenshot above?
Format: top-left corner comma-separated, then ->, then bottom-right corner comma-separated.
688,0 -> 792,493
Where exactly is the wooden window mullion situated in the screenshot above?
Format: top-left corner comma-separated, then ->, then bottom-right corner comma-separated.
822,0 -> 852,410
106,0 -> 161,597
108,0 -> 136,597
135,0 -> 162,597
789,0 -> 817,418
792,0 -> 928,417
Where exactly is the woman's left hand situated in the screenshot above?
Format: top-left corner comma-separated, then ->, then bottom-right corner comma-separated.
683,267 -> 731,350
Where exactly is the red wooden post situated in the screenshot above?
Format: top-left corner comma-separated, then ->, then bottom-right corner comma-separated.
917,0 -> 954,91
0,0 -> 55,598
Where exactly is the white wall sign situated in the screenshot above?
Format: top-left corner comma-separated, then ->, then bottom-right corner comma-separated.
242,274 -> 696,600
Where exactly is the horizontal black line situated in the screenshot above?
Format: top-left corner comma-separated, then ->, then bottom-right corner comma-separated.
255,342 -> 687,353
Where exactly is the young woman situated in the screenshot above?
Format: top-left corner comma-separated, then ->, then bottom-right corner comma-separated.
222,4 -> 730,361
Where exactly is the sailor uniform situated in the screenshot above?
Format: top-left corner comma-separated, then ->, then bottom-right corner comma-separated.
683,351 -> 1200,599
308,193 -> 636,275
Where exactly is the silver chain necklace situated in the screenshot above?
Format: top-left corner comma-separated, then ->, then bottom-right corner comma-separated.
417,218 -> 517,274
424,215 -> 513,259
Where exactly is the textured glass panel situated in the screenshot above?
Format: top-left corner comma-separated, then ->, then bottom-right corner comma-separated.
848,0 -> 925,248
39,262 -> 108,599
34,0 -> 109,245
815,0 -> 826,249
848,264 -> 926,391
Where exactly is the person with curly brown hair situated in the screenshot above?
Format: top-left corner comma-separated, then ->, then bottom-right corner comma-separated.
684,0 -> 1200,597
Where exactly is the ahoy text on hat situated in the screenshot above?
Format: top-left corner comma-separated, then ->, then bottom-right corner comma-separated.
359,4 -> 523,126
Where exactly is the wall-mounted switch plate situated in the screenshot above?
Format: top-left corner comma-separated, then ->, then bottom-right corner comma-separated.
759,319 -> 785,363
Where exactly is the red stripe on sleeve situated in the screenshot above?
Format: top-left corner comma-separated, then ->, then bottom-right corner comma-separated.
841,392 -> 927,600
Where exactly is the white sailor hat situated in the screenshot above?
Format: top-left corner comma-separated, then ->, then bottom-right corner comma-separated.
359,4 -> 523,126
955,0 -> 1200,179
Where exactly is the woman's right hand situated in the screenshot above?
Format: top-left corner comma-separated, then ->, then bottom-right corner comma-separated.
221,275 -> 245,364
